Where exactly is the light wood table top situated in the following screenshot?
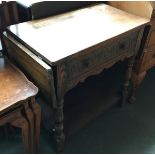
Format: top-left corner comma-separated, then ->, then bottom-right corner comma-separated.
7,4 -> 149,64
0,57 -> 38,112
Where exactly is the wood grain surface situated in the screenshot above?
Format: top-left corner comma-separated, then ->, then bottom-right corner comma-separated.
7,4 -> 149,63
0,57 -> 38,112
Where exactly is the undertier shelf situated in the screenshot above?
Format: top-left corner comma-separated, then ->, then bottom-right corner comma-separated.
64,87 -> 121,137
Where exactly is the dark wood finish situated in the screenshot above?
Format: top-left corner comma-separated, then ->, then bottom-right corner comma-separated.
148,30 -> 155,46
3,34 -> 56,134
3,4 -> 149,152
1,1 -> 11,26
0,57 -> 40,153
3,34 -> 56,107
0,1 -> 19,54
1,1 -> 41,153
23,102 -> 35,152
30,97 -> 41,152
1,1 -> 19,28
9,1 -> 19,24
0,108 -> 30,153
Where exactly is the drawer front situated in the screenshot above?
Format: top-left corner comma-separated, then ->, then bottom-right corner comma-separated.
60,30 -> 139,92
148,30 -> 155,47
3,34 -> 55,105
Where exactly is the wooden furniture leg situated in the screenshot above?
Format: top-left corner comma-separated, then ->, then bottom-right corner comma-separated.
129,71 -> 147,103
121,56 -> 135,106
0,58 -> 39,153
54,98 -> 65,152
10,115 -> 30,153
23,102 -> 34,153
30,97 -> 41,153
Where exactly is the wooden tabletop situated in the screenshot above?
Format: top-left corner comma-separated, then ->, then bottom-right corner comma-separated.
7,4 -> 149,64
0,57 -> 38,113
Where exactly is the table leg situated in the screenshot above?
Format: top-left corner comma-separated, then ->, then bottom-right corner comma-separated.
30,97 -> 41,153
24,102 -> 34,153
10,115 -> 30,153
121,56 -> 135,106
129,71 -> 147,103
54,98 -> 65,152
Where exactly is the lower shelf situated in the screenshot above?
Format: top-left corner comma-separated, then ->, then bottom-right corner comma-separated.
64,88 -> 120,137
38,61 -> 125,137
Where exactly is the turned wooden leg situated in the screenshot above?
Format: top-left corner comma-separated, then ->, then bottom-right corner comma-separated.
54,98 -> 65,153
23,102 -> 34,153
30,97 -> 41,153
10,116 -> 30,153
121,56 -> 135,106
129,71 -> 147,104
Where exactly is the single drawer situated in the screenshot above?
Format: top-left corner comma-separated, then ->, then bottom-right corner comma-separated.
3,34 -> 55,105
59,30 -> 139,92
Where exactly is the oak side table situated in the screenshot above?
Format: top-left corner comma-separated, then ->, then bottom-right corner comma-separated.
3,4 -> 149,152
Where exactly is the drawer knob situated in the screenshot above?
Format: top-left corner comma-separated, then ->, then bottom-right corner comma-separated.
119,43 -> 126,50
83,61 -> 89,68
